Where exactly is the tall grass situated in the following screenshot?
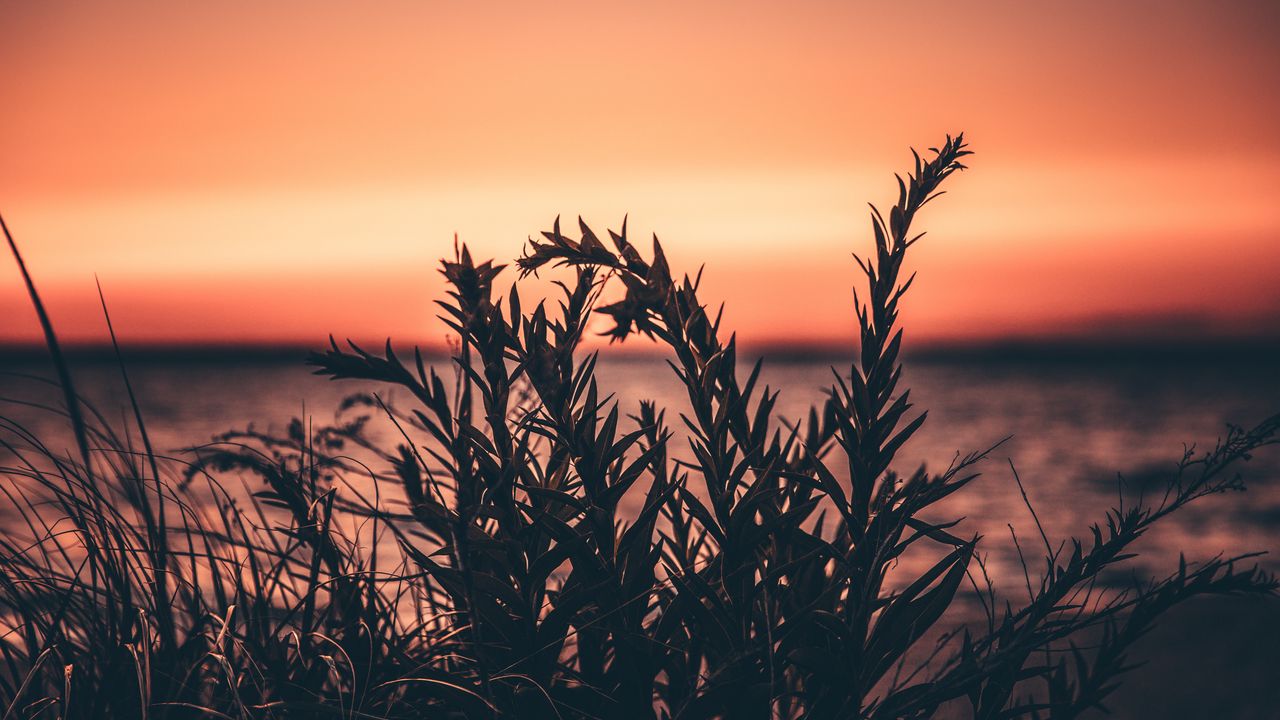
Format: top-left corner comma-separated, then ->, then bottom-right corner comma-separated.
1,136 -> 1277,718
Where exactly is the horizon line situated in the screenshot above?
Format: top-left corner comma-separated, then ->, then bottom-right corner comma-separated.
3,334 -> 1278,365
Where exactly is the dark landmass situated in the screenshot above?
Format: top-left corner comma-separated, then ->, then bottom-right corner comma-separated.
1087,595 -> 1280,720
3,336 -> 1279,369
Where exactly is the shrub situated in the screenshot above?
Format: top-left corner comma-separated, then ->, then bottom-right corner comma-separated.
1,136 -> 1276,718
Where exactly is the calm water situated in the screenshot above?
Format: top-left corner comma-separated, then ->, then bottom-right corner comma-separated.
3,349 -> 1279,587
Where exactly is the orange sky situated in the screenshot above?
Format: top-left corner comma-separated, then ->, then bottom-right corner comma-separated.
3,1 -> 1278,348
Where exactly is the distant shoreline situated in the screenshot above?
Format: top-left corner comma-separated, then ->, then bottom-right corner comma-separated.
2,336 -> 1278,366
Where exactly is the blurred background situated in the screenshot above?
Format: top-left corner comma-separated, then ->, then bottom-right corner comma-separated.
2,0 -> 1278,348
3,4 -> 1279,714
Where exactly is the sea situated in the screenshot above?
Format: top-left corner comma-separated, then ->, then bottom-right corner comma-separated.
2,345 -> 1279,587
3,344 -> 1280,716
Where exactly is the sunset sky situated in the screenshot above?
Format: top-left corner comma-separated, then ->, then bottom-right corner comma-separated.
3,1 -> 1278,348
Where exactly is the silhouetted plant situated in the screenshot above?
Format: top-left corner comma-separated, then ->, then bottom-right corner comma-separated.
1,136 -> 1276,719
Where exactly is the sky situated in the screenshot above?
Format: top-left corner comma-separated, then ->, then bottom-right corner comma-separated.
2,0 -> 1278,348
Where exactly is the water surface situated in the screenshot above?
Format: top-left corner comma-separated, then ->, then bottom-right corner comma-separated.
3,348 -> 1278,586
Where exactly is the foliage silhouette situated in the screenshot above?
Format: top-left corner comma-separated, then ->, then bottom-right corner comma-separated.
1,136 -> 1277,718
